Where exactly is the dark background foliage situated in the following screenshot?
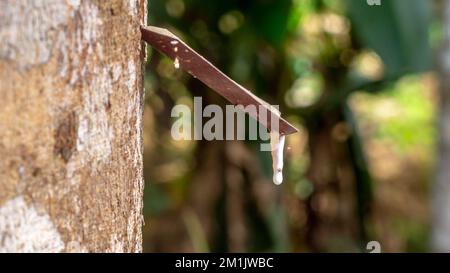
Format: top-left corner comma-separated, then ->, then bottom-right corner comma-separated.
142,0 -> 439,252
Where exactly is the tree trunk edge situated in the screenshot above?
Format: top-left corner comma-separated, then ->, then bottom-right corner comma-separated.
433,0 -> 450,253
0,0 -> 147,253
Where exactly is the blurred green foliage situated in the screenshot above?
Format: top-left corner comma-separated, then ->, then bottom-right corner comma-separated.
352,76 -> 436,154
143,0 -> 436,253
347,0 -> 431,77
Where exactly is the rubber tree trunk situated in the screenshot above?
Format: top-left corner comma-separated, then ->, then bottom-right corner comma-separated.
433,0 -> 450,253
0,0 -> 146,252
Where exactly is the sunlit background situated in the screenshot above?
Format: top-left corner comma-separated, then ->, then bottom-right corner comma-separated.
142,0 -> 440,252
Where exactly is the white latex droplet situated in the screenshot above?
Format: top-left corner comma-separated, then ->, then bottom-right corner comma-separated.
174,57 -> 180,69
270,131 -> 285,185
273,172 -> 283,185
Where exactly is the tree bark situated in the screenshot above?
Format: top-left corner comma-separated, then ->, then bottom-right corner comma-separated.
0,0 -> 146,252
433,0 -> 450,253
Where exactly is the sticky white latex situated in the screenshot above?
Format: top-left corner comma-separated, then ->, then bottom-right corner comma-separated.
270,131 -> 285,185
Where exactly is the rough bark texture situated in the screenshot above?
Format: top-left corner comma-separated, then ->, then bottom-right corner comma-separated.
0,0 -> 146,252
433,0 -> 450,253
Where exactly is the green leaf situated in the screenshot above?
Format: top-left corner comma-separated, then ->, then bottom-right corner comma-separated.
249,0 -> 293,47
346,0 -> 431,76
